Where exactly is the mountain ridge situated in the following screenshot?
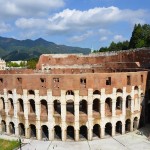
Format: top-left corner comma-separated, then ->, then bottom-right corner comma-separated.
0,36 -> 90,61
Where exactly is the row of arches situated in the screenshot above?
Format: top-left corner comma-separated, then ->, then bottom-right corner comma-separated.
0,96 -> 134,117
0,117 -> 139,141
6,86 -> 140,96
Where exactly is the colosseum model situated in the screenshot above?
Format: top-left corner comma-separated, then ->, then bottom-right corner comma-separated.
0,48 -> 150,141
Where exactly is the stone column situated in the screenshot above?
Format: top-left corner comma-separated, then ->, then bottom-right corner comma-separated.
100,126 -> 105,138
88,128 -> 93,141
123,87 -> 126,116
131,86 -> 134,113
101,89 -> 106,118
122,123 -> 125,134
74,90 -> 79,122
112,99 -> 116,117
112,125 -> 116,136
61,90 -> 66,122
4,89 -> 8,115
62,128 -> 66,141
47,90 -> 53,122
15,125 -> 19,136
35,90 -> 40,120
75,129 -> 79,141
36,127 -> 41,140
0,123 -> 2,133
49,128 -> 54,141
130,120 -> 133,132
25,127 -> 29,139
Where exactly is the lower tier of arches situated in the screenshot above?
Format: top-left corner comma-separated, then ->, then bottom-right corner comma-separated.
0,117 -> 139,141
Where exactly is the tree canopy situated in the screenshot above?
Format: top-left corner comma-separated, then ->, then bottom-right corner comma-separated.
97,23 -> 150,53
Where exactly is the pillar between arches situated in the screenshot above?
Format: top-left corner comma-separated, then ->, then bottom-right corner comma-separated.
88,128 -> 92,141
62,129 -> 66,141
100,127 -> 105,138
122,123 -> 125,134
112,125 -> 116,136
75,129 -> 79,141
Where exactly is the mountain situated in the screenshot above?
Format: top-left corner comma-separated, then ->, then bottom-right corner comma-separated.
0,36 -> 90,61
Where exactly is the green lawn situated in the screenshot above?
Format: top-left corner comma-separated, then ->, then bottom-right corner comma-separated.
0,139 -> 20,150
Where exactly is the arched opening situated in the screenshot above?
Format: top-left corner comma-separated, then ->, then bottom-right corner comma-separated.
79,100 -> 87,114
54,100 -> 61,114
18,99 -> 24,112
0,97 -> 5,110
29,99 -> 36,114
93,99 -> 100,113
40,100 -> 48,116
133,117 -> 138,130
8,90 -> 12,94
66,100 -> 74,115
125,119 -> 131,132
66,90 -> 74,95
134,86 -> 139,91
1,120 -> 6,133
116,121 -> 122,134
67,126 -> 74,140
105,98 -> 112,116
30,124 -> 36,138
116,97 -> 122,115
105,122 -> 112,136
116,89 -> 123,94
93,90 -> 101,95
148,103 -> 150,123
80,125 -> 88,140
18,123 -> 25,136
41,125 -> 49,139
126,95 -> 131,109
9,122 -> 15,135
8,98 -> 14,115
54,125 -> 61,140
93,124 -> 100,138
28,90 -> 35,95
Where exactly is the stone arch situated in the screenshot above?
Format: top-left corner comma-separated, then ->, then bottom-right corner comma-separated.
9,122 -> 15,135
66,100 -> 74,115
79,99 -> 87,114
116,97 -> 122,115
133,117 -> 138,130
8,98 -> 14,115
67,126 -> 74,140
41,125 -> 49,139
66,90 -> 74,95
126,95 -> 131,109
80,125 -> 88,140
0,97 -> 5,110
125,119 -> 131,132
29,99 -> 36,113
134,86 -> 139,91
18,123 -> 25,136
18,99 -> 24,112
116,89 -> 123,93
28,90 -> 35,95
93,98 -> 100,113
93,90 -> 101,95
53,100 -> 61,114
93,124 -> 100,138
8,90 -> 12,94
54,125 -> 61,140
1,120 -> 6,133
105,98 -> 112,116
29,124 -> 36,138
40,99 -> 48,116
105,122 -> 112,136
116,121 -> 122,134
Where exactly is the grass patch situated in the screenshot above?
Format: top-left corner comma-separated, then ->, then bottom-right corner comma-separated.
0,139 -> 20,150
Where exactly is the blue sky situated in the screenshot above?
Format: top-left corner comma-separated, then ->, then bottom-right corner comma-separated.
0,0 -> 150,50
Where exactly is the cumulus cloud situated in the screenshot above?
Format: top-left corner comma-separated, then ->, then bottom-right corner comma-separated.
0,0 -> 65,18
14,6 -> 148,40
113,34 -> 124,42
0,22 -> 11,33
70,31 -> 93,42
100,36 -> 108,41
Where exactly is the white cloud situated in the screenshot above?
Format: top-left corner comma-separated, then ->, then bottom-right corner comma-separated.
0,0 -> 65,18
14,6 -> 148,40
100,36 -> 108,41
70,31 -> 93,42
113,34 -> 124,42
0,22 -> 11,33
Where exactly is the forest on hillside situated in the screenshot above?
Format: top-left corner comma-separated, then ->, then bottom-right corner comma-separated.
95,24 -> 150,52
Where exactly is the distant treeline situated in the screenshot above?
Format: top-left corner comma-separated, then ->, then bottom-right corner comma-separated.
94,24 -> 150,53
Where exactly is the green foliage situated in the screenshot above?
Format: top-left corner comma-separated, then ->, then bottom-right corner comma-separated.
98,40 -> 129,52
27,58 -> 38,69
7,61 -> 26,67
0,139 -> 19,150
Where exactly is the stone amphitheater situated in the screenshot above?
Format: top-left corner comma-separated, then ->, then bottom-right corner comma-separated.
0,48 -> 150,141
